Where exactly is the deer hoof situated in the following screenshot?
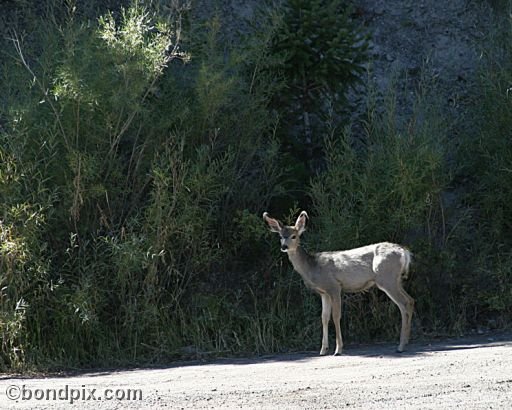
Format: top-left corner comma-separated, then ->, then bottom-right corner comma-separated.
320,347 -> 328,356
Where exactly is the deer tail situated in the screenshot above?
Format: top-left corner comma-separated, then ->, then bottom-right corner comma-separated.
400,248 -> 412,280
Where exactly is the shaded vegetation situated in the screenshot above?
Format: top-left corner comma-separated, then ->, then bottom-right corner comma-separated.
0,0 -> 511,371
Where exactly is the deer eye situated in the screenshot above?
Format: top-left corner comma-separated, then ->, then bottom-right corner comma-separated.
291,235 -> 297,240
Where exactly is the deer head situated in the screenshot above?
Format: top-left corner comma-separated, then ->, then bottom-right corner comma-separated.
263,211 -> 308,253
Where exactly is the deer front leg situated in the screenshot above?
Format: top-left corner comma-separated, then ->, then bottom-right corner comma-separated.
320,293 -> 332,355
331,292 -> 343,355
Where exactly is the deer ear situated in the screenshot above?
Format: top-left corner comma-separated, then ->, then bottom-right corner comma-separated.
263,212 -> 283,233
294,211 -> 308,235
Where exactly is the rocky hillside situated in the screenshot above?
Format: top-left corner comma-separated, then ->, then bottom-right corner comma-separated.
196,0 -> 493,123
358,0 -> 491,120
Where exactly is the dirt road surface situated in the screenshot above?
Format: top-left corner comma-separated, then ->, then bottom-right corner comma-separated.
1,333 -> 511,409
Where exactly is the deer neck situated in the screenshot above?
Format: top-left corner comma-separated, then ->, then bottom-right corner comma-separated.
287,246 -> 315,279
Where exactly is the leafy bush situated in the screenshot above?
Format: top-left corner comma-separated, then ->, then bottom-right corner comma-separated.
2,0 -> 512,372
0,2 -> 284,369
309,83 -> 450,341
268,0 -> 369,180
310,84 -> 448,249
453,13 -> 512,324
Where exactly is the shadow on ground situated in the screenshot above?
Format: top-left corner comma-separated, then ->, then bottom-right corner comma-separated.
3,331 -> 511,381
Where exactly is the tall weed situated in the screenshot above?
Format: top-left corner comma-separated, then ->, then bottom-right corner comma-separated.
309,81 -> 450,341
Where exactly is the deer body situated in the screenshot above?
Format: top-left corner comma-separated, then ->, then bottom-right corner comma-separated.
263,211 -> 414,355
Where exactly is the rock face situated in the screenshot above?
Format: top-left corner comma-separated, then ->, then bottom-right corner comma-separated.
195,0 -> 493,122
357,0 -> 490,120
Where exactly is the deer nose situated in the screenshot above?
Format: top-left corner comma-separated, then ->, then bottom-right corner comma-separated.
281,244 -> 288,251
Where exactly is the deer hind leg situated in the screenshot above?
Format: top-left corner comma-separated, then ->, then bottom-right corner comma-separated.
320,293 -> 332,355
330,291 -> 343,355
400,287 -> 415,346
376,279 -> 414,352
374,255 -> 414,352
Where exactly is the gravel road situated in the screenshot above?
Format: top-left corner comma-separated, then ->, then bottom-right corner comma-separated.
2,332 -> 511,409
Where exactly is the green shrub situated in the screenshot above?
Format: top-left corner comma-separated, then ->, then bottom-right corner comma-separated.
453,12 -> 512,324
267,0 -> 369,178
308,82 -> 450,341
310,86 -> 448,249
0,2 -> 284,369
2,0 -> 512,372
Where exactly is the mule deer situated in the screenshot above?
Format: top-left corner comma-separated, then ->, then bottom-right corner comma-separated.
263,210 -> 414,355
